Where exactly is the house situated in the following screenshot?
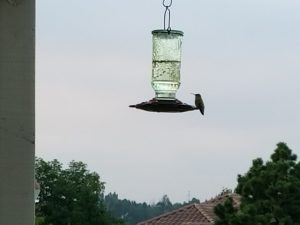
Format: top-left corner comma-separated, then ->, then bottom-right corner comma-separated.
136,193 -> 240,225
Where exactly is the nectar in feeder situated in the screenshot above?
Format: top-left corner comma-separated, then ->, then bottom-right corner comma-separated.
152,30 -> 183,100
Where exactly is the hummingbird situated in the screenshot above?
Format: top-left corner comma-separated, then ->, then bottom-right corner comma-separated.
191,93 -> 205,115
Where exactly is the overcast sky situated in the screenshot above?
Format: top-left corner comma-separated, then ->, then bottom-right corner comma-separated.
36,0 -> 300,203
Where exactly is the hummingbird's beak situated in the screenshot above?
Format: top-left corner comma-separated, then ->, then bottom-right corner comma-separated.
190,93 -> 195,95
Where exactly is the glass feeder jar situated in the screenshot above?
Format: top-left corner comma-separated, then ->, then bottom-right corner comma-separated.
152,29 -> 184,100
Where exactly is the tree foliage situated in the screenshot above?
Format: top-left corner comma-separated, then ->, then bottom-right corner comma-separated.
104,193 -> 200,225
214,142 -> 300,225
35,158 -> 123,225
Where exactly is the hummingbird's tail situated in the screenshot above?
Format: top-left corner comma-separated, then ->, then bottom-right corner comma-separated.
199,108 -> 204,115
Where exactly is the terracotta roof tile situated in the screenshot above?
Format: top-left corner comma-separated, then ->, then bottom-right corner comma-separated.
136,193 -> 240,225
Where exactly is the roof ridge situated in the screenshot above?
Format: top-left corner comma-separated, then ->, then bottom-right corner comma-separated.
136,203 -> 199,225
203,193 -> 237,204
195,204 -> 214,223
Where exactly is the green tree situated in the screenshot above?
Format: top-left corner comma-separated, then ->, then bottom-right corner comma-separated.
214,142 -> 300,225
104,193 -> 200,225
156,194 -> 173,213
35,158 -> 123,225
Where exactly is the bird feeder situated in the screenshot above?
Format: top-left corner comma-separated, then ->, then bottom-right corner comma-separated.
130,0 -> 197,113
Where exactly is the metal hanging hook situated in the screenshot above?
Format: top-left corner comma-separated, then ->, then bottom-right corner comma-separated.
163,0 -> 172,31
163,0 -> 172,7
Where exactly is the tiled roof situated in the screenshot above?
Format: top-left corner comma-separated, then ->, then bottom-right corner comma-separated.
136,193 -> 240,225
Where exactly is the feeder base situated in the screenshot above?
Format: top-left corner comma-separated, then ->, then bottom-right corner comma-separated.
129,98 -> 197,113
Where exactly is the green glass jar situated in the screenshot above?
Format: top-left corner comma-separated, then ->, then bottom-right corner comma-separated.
152,30 -> 184,100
